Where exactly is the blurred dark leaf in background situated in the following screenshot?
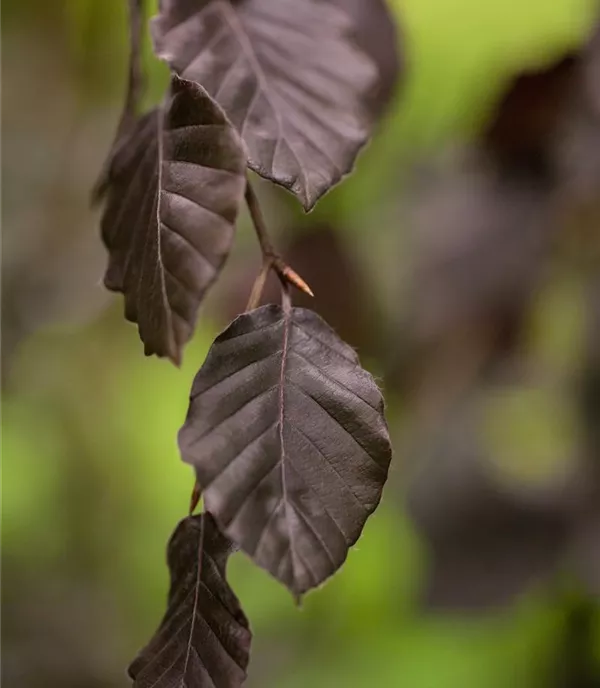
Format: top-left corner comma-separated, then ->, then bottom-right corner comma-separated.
406,369 -> 588,610
398,26 -> 600,653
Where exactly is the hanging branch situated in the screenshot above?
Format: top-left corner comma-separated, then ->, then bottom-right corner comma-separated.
93,0 -> 401,684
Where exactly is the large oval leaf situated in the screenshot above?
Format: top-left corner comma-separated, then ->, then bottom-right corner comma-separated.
129,513 -> 251,688
152,0 -> 382,210
98,76 -> 246,364
178,305 -> 392,596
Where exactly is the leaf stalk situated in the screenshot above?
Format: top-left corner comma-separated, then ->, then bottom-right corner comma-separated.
245,179 -> 314,309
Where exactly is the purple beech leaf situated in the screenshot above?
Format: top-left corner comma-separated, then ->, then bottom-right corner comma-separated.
178,305 -> 392,596
97,75 -> 246,364
128,513 -> 251,688
151,0 -> 383,211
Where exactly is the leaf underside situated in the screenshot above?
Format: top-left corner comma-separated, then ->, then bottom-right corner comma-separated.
152,0 -> 380,210
129,513 -> 251,688
98,76 -> 246,364
179,305 -> 392,596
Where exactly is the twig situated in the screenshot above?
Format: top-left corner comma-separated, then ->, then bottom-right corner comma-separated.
189,481 -> 201,515
246,258 -> 271,311
244,180 -> 314,309
272,256 -> 314,298
245,180 -> 276,257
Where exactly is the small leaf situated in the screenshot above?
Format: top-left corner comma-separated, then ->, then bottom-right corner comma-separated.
179,305 -> 392,596
97,75 -> 246,364
151,0 -> 382,210
128,513 -> 251,688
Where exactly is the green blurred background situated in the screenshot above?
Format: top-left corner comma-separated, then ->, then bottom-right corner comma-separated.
3,1 -> 600,686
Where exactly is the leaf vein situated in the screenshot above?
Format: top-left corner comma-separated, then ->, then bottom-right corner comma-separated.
289,423 -> 368,517
288,381 -> 387,476
186,385 -> 278,450
289,348 -> 379,412
287,478 -> 339,567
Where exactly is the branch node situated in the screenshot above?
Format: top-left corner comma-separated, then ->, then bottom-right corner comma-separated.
272,257 -> 314,298
245,178 -> 314,304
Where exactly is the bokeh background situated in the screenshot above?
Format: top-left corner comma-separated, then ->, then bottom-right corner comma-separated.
4,1 -> 600,686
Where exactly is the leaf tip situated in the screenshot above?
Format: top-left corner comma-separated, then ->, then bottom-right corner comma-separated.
300,191 -> 318,214
167,347 -> 183,368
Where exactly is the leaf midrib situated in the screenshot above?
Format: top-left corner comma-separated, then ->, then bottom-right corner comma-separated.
216,0 -> 310,201
278,305 -> 297,588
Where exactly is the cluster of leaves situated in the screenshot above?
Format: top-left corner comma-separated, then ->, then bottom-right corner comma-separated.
94,1 -> 399,685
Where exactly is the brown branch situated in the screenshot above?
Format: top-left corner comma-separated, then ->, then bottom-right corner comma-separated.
245,180 -> 276,257
244,179 -> 314,309
246,258 -> 271,311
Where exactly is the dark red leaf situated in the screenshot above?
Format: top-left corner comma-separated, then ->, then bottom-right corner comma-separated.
179,305 -> 392,596
97,76 -> 246,364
